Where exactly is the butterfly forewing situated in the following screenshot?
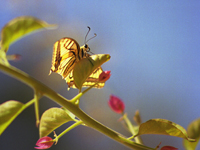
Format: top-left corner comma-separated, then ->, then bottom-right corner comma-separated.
59,56 -> 76,79
50,38 -> 80,78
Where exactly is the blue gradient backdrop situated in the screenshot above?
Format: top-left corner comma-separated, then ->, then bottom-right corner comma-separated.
0,1 -> 200,150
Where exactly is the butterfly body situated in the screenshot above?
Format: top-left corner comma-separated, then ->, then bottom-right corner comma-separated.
49,37 -> 104,89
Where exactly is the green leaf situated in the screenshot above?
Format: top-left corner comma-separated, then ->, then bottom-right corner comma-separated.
73,54 -> 110,90
39,107 -> 74,137
0,100 -> 24,135
1,16 -> 57,52
134,119 -> 195,142
183,118 -> 200,150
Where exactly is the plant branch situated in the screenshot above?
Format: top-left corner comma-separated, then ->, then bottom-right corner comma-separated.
0,64 -> 155,150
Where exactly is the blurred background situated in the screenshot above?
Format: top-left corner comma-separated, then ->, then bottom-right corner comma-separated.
0,1 -> 200,150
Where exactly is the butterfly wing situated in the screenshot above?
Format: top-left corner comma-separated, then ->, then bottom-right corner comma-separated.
67,66 -> 105,89
83,66 -> 105,88
49,38 -> 80,79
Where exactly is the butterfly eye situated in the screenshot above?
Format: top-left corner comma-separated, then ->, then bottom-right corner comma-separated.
84,44 -> 88,48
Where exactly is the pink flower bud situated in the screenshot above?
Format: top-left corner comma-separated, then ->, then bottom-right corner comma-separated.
161,146 -> 178,150
35,136 -> 54,149
108,95 -> 125,114
13,54 -> 21,60
99,71 -> 111,82
6,54 -> 21,61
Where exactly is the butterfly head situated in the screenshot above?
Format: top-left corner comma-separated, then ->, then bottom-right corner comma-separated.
80,44 -> 90,52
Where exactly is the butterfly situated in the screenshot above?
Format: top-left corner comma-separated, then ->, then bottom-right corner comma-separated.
49,27 -> 105,89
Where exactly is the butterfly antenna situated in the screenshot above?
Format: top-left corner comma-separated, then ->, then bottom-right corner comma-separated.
85,26 -> 91,44
85,26 -> 97,44
86,33 -> 97,43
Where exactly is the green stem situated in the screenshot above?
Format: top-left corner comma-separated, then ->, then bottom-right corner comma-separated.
0,64 -> 155,150
24,98 -> 36,108
123,113 -> 143,144
70,82 -> 99,104
34,89 -> 42,127
55,120 -> 83,141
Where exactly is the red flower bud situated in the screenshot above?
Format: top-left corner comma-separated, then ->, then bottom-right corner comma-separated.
161,146 -> 178,150
35,136 -> 54,149
99,71 -> 111,82
108,95 -> 125,114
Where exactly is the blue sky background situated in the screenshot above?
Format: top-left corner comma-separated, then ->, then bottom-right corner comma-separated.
0,1 -> 200,150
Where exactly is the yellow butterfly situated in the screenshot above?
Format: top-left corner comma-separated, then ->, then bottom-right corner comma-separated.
49,27 -> 105,89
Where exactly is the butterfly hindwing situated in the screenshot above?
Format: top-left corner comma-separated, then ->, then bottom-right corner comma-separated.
67,66 -> 105,89
82,67 -> 105,88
